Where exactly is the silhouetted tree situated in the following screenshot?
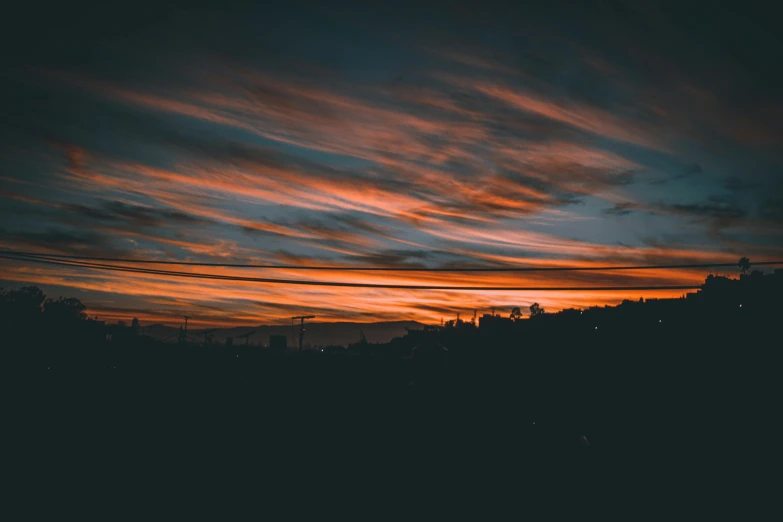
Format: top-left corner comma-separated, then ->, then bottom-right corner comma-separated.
131,317 -> 140,335
738,257 -> 751,275
1,286 -> 45,331
529,302 -> 545,317
43,297 -> 87,324
4,286 -> 45,313
510,307 -> 523,320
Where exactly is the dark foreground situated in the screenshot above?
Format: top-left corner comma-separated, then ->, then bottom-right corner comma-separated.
4,274 -> 781,514
7,314 -> 781,517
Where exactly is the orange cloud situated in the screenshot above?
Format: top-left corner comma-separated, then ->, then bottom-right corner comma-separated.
7,65 -> 777,327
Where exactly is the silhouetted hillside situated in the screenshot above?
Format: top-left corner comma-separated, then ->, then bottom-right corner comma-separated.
4,268 -> 783,508
142,320 -> 426,347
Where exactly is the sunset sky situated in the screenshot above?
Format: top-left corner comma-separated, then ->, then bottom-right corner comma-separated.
1,1 -> 782,326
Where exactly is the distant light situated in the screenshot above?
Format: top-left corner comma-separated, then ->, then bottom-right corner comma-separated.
659,320 -> 662,323
47,367 -> 50,370
739,304 -> 743,308
580,311 -> 583,315
595,326 -> 598,330
236,355 -> 239,358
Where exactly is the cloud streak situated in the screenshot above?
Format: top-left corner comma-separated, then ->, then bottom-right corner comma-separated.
2,4 -> 782,324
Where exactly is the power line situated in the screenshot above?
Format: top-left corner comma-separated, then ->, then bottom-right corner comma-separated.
0,253 -> 701,292
2,249 -> 781,272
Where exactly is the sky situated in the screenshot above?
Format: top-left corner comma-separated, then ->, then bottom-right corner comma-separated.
1,1 -> 782,326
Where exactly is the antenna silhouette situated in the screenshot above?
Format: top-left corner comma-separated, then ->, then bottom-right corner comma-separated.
291,316 -> 315,353
201,328 -> 217,344
238,330 -> 256,346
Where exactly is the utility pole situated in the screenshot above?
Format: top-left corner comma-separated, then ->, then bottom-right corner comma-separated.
239,331 -> 256,346
291,316 -> 315,353
202,328 -> 217,345
178,316 -> 192,345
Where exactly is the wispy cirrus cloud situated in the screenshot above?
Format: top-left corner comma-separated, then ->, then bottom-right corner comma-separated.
2,3 -> 782,325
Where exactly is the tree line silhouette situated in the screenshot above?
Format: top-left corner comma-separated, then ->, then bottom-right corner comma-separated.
1,286 -> 87,334
6,263 -> 783,504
